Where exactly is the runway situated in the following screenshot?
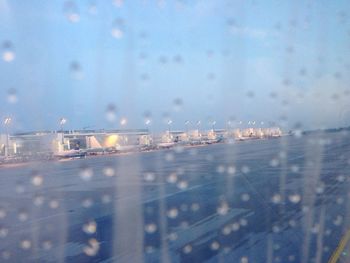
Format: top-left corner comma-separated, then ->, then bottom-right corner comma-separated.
0,131 -> 349,263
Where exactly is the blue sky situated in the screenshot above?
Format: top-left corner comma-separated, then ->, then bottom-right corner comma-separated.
0,0 -> 349,132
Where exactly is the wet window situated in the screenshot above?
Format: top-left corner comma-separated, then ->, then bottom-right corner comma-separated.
1,1 -> 350,262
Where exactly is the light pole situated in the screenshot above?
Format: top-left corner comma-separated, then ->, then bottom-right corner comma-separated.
59,117 -> 67,145
211,120 -> 216,131
4,117 -> 11,157
167,120 -> 172,133
185,120 -> 190,133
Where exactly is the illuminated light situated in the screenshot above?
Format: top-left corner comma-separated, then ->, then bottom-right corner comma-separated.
104,135 -> 119,147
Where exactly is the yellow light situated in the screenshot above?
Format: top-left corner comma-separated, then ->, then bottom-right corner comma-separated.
104,135 -> 119,147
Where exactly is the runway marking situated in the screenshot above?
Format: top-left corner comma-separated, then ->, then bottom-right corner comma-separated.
328,229 -> 350,263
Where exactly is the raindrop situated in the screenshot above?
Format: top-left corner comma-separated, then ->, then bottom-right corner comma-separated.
227,165 -> 236,175
210,241 -> 220,250
120,117 -> 127,126
159,55 -> 168,64
232,222 -> 240,231
290,164 -> 300,173
105,104 -> 117,123
2,41 -> 15,62
177,180 -> 188,190
70,61 -> 83,79
31,173 -> 43,186
167,172 -> 177,184
165,152 -> 174,161
0,227 -> 9,238
240,218 -> 248,226
241,256 -> 249,263
271,194 -> 282,204
33,195 -> 45,206
190,203 -> 200,212
101,194 -> 111,204
79,166 -> 93,181
216,165 -> 225,173
183,244 -> 192,254
83,220 -> 97,234
20,239 -> 32,250
49,199 -> 60,209
168,232 -> 178,241
173,54 -> 183,63
222,225 -> 231,235
333,215 -> 343,226
103,167 -> 115,177
7,88 -> 18,104
270,158 -> 279,167
0,208 -> 7,219
143,172 -> 156,182
173,98 -> 183,112
217,201 -> 229,215
63,1 -> 80,23
241,193 -> 250,202
18,211 -> 29,222
241,165 -> 250,174
42,240 -> 53,250
83,238 -> 100,256
145,246 -> 155,254
82,198 -> 93,208
288,194 -> 301,204
111,18 -> 124,39
167,208 -> 179,219
145,223 -> 157,234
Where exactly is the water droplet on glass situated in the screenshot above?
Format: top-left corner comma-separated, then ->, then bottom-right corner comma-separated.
70,61 -> 83,79
63,1 -> 80,23
2,41 -> 15,62
103,167 -> 115,177
288,194 -> 301,204
18,211 -> 28,222
83,238 -> 100,256
31,173 -> 43,187
33,194 -> 45,206
111,18 -> 124,39
0,208 -> 7,219
167,208 -> 179,219
49,199 -> 60,209
105,104 -> 117,123
20,240 -> 32,250
0,227 -> 9,238
173,98 -> 183,112
143,172 -> 156,182
217,201 -> 229,215
167,172 -> 177,184
79,166 -> 93,181
177,180 -> 188,190
7,88 -> 18,104
83,220 -> 97,234
145,223 -> 157,234
183,244 -> 192,254
210,241 -> 220,250
42,240 -> 53,250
